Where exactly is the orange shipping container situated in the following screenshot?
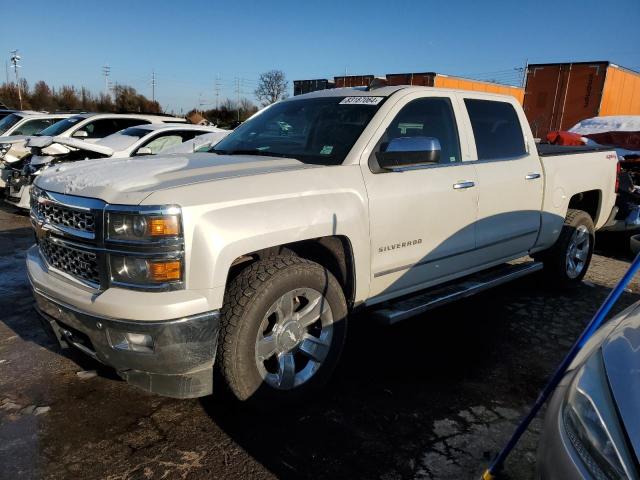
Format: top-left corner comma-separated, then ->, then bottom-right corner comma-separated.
385,72 -> 524,103
433,75 -> 525,104
523,61 -> 640,138
386,72 -> 435,87
334,75 -> 374,88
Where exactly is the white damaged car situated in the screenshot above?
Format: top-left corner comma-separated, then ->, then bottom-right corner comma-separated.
5,123 -> 228,209
0,112 -> 73,189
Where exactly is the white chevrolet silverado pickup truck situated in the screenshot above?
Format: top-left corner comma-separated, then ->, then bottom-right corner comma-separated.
27,86 -> 618,403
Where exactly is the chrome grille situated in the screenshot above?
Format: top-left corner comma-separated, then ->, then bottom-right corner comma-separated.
39,239 -> 100,285
33,200 -> 96,234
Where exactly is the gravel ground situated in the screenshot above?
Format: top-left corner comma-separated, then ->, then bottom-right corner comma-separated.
1,204 -> 638,480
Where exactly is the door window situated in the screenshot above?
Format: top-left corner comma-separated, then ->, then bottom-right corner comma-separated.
380,97 -> 461,164
80,118 -> 151,139
12,118 -> 57,136
135,130 -> 209,155
141,134 -> 183,154
464,99 -> 526,160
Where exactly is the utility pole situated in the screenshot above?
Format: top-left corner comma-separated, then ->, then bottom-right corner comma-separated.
214,74 -> 221,110
5,61 -> 9,85
151,70 -> 156,103
102,65 -> 111,97
235,77 -> 241,122
236,77 -> 245,122
10,50 -> 22,109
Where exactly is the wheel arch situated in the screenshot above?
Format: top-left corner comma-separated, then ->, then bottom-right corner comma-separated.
567,189 -> 602,224
226,236 -> 357,308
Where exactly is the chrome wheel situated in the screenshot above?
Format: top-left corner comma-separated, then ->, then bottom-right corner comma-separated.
255,287 -> 333,390
566,225 -> 590,279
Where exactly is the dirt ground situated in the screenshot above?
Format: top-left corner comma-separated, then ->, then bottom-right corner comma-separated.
1,204 -> 638,480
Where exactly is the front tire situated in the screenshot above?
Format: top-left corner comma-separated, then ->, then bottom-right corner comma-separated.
218,255 -> 347,404
537,209 -> 595,287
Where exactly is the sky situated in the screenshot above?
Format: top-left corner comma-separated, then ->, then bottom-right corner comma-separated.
2,0 -> 639,113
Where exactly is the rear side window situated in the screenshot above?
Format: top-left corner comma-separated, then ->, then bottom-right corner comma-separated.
464,99 -> 525,160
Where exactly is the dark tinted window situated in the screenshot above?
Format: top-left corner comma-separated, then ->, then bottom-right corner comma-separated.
0,114 -> 22,135
381,97 -> 461,163
37,115 -> 85,136
81,118 -> 150,138
114,118 -> 151,131
464,99 -> 525,160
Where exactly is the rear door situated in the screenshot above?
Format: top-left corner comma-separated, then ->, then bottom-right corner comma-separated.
461,97 -> 543,263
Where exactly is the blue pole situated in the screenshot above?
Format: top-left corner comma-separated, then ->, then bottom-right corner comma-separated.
481,252 -> 640,480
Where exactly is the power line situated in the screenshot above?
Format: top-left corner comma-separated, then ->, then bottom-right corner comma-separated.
234,77 -> 254,121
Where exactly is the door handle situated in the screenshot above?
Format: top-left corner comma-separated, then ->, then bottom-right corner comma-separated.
453,181 -> 475,190
525,173 -> 541,180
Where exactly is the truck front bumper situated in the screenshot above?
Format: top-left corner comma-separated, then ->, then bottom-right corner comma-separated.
31,285 -> 220,399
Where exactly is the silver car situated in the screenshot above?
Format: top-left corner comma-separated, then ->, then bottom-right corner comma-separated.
537,301 -> 640,479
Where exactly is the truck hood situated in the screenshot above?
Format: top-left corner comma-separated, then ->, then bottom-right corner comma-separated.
34,152 -> 316,204
602,308 -> 640,462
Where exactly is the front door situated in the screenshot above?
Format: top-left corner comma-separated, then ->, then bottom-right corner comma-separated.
362,94 -> 479,301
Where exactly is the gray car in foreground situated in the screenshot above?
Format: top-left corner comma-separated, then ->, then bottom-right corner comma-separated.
537,301 -> 640,479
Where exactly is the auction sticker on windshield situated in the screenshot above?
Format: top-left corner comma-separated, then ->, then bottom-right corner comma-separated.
339,97 -> 384,105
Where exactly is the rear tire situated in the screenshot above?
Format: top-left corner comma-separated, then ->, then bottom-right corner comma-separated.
218,255 -> 347,405
536,209 -> 594,287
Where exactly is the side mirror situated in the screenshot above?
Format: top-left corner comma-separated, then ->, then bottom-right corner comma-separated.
136,147 -> 153,156
72,130 -> 88,138
376,136 -> 441,171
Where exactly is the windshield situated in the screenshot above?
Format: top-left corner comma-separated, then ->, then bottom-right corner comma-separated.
0,114 -> 22,135
211,96 -> 385,165
37,115 -> 85,136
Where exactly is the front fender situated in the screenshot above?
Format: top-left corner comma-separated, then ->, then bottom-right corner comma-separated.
149,165 -> 371,310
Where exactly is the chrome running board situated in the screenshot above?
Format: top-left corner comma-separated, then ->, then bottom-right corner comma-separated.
372,261 -> 543,325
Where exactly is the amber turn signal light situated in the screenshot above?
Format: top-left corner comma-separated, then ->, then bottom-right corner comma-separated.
149,260 -> 182,282
149,217 -> 180,236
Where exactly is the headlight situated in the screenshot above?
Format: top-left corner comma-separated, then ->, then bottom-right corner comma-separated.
562,351 -> 635,479
106,206 -> 184,289
107,209 -> 181,242
0,143 -> 11,158
109,255 -> 183,287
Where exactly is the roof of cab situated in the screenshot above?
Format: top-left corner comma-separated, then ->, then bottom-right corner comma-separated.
285,86 -> 408,100
284,85 -> 520,103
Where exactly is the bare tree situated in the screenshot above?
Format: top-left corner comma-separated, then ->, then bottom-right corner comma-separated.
254,70 -> 288,106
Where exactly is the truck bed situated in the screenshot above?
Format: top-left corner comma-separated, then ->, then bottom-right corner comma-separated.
536,143 -> 612,157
